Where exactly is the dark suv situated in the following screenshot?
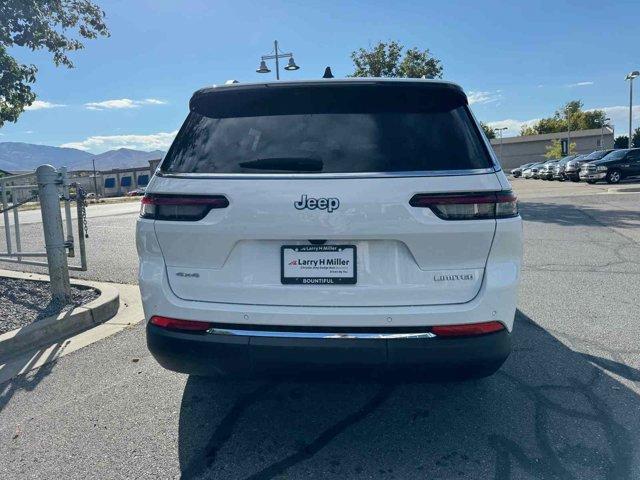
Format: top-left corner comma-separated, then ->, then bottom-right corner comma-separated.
579,148 -> 640,184
564,150 -> 614,182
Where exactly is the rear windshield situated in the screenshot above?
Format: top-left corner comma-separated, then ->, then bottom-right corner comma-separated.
161,84 -> 493,175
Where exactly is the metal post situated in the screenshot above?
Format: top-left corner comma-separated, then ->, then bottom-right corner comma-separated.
629,78 -> 634,148
274,40 -> 280,80
499,130 -> 504,160
92,158 -> 99,196
12,193 -> 21,262
60,167 -> 74,258
1,185 -> 12,254
36,165 -> 71,303
76,195 -> 88,271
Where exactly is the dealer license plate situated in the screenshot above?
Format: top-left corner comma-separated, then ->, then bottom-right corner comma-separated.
281,245 -> 357,285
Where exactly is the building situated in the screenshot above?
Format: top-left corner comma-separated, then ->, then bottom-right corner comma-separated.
101,166 -> 152,197
0,158 -> 164,200
149,158 -> 161,173
490,127 -> 614,170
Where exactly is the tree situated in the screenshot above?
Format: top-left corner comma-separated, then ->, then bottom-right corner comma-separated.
350,40 -> 443,79
480,122 -> 496,139
614,136 -> 629,149
0,0 -> 109,127
615,130 -> 640,148
520,100 -> 606,136
545,138 -> 575,159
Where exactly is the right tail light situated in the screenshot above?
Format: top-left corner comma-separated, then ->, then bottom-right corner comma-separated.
409,191 -> 518,220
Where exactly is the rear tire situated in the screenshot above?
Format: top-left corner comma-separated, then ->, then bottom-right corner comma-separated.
606,169 -> 622,184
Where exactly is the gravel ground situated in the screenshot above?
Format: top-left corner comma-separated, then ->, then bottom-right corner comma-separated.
0,277 -> 99,335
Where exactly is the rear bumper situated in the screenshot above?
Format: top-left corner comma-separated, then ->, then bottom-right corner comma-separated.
147,323 -> 511,377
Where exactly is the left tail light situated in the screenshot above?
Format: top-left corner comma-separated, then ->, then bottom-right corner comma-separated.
149,316 -> 211,332
432,321 -> 505,337
409,191 -> 518,220
140,194 -> 228,221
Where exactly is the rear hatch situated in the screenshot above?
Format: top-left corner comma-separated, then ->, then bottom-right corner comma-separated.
146,81 -> 508,307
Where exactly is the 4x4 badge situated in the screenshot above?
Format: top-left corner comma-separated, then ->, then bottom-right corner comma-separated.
294,194 -> 340,213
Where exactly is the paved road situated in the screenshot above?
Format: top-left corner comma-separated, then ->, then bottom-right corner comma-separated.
0,201 -> 140,227
0,202 -> 139,284
1,185 -> 640,479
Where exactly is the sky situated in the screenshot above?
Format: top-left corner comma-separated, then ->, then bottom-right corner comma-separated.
2,0 -> 640,153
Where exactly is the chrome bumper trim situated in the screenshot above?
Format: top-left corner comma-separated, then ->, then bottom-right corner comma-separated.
207,327 -> 437,339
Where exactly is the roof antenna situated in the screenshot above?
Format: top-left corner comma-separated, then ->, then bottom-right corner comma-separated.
322,67 -> 334,79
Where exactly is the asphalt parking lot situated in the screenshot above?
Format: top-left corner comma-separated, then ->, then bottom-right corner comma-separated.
1,179 -> 639,479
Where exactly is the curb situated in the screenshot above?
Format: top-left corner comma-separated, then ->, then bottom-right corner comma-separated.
0,270 -> 120,361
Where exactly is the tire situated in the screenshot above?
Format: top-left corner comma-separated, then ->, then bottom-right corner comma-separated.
606,169 -> 622,184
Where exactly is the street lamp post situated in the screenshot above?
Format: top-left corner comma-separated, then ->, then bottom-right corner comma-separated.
256,40 -> 299,80
625,71 -> 639,148
496,127 -> 508,161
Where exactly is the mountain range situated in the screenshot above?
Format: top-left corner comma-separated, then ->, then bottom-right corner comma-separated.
0,142 -> 165,172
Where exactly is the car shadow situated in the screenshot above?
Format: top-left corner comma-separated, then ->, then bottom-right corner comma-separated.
176,310 -> 639,480
519,201 -> 640,229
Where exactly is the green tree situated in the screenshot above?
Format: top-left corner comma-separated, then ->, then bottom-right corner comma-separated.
520,100 -> 606,136
615,130 -> 640,148
350,40 -> 443,78
544,138 -> 575,159
614,136 -> 629,148
480,122 -> 496,139
0,0 -> 109,127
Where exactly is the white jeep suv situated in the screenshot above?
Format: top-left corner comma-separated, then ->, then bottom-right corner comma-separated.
136,78 -> 522,379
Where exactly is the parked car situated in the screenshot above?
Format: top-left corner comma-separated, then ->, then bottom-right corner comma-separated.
127,188 -> 146,196
538,160 -> 560,180
579,148 -> 640,184
565,150 -> 614,182
552,154 -> 581,181
137,78 -> 523,380
511,162 -> 535,178
523,162 -> 544,179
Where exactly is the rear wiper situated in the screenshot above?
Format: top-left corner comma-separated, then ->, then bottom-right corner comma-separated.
239,157 -> 323,172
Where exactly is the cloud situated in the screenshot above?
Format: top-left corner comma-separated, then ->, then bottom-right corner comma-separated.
24,100 -> 66,110
567,81 -> 594,87
467,90 -> 501,105
84,98 -> 167,110
587,105 -> 640,137
486,118 -> 540,137
60,130 -> 178,152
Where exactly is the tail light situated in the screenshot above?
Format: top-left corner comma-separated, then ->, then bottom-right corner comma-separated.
432,321 -> 505,337
140,194 -> 228,221
409,191 -> 518,220
150,316 -> 211,332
